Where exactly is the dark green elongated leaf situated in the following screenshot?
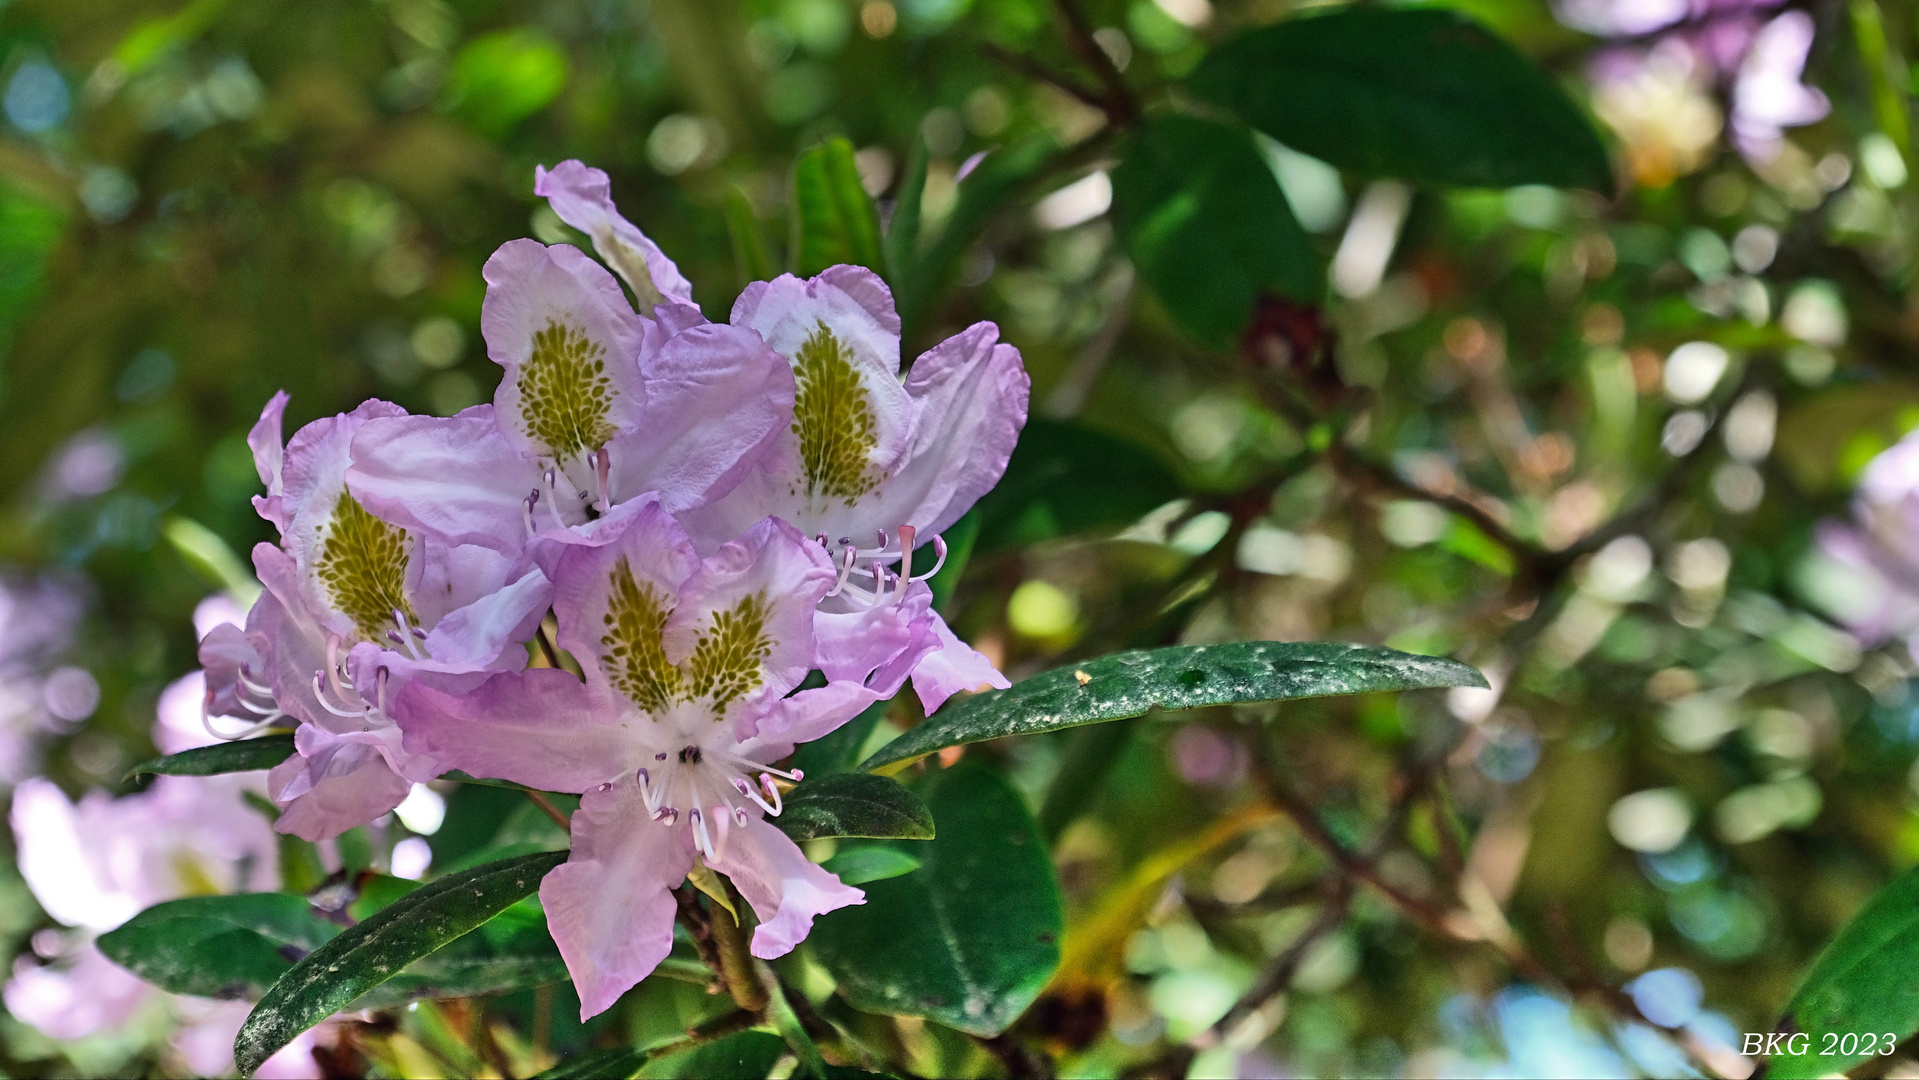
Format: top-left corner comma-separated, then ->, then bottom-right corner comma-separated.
1187,7 -> 1612,191
724,186 -> 778,284
645,1030 -> 784,1079
772,772 -> 934,841
1111,114 -> 1321,346
883,132 -> 929,284
791,699 -> 891,778
125,734 -> 296,780
533,1048 -> 647,1080
895,134 -> 1058,338
234,850 -> 566,1076
823,846 -> 922,886
811,762 -> 1062,1036
860,641 -> 1487,770
792,138 -> 885,277
1769,865 -> 1919,1077
96,894 -> 338,1001
974,419 -> 1182,553
356,896 -> 569,1008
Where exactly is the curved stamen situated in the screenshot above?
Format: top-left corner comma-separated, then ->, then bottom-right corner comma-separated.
690,808 -> 714,859
237,668 -> 276,700
637,767 -> 659,812
523,489 -> 540,539
823,543 -> 860,599
735,776 -> 780,816
375,666 -> 391,715
311,672 -> 369,718
652,806 -> 678,825
542,467 -> 567,531
593,447 -> 612,514
201,691 -> 284,741
323,635 -> 354,705
708,806 -> 733,862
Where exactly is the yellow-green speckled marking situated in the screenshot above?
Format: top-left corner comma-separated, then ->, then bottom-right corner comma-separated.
519,320 -> 614,460
600,557 -> 771,717
791,321 -> 880,502
315,493 -> 414,641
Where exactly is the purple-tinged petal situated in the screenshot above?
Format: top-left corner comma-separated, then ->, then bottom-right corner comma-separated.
910,612 -> 1010,715
547,498 -> 701,702
711,816 -> 862,960
277,400 -> 418,638
744,680 -> 884,755
250,390 -> 291,531
250,545 -> 333,727
267,742 -> 411,843
422,566 -> 551,670
541,776 -> 694,1018
394,668 -> 642,793
348,410 -> 547,553
607,321 -> 795,514
813,581 -> 939,699
665,516 -> 835,724
199,622 -> 266,724
535,160 -> 695,313
5,945 -> 150,1041
884,322 -> 1029,537
484,239 -> 650,465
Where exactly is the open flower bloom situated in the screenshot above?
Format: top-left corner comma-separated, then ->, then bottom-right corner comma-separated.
680,265 -> 1031,712
206,396 -> 551,840
395,498 -> 867,1017
346,235 -> 792,556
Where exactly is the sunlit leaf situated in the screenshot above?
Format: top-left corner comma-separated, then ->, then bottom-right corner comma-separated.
823,845 -> 922,886
445,29 -> 569,137
792,138 -> 885,277
810,761 -> 1062,1037
859,641 -> 1488,770
1769,864 -> 1919,1078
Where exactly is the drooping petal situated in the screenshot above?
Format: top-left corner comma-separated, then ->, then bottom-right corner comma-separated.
199,622 -> 268,723
249,390 -> 291,531
743,680 -> 884,755
711,816 -> 862,960
484,239 -> 650,465
348,409 -> 547,553
664,516 -> 835,727
393,668 -> 642,793
535,160 -> 695,313
879,322 -> 1030,537
812,581 -> 939,699
540,776 -> 693,1018
249,545 -> 332,728
909,611 -> 1011,715
606,320 -> 795,514
266,743 -> 411,843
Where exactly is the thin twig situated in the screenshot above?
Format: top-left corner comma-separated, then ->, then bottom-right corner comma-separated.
524,790 -> 570,831
1049,0 -> 1139,126
981,43 -> 1109,111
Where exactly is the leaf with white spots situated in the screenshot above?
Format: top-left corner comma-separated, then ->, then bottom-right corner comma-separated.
860,641 -> 1487,770
233,850 -> 565,1077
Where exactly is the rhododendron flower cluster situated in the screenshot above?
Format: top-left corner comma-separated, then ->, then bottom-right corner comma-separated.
197,160 -> 1029,1016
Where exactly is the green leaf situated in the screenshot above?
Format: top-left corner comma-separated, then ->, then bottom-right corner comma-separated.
1187,7 -> 1612,191
643,1031 -> 784,1079
859,641 -> 1488,770
974,419 -> 1182,553
884,133 -> 929,284
810,762 -> 1063,1036
125,734 -> 296,780
772,772 -> 934,841
791,699 -> 890,778
96,894 -> 338,1001
823,846 -> 922,886
724,186 -> 778,284
234,851 -> 566,1076
358,895 -> 569,1007
792,138 -> 885,277
1770,864 -> 1919,1077
894,135 -> 1058,338
445,29 -> 570,138
535,1048 -> 648,1080
1111,114 -> 1322,346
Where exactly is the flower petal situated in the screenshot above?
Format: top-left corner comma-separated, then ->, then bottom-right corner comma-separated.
607,321 -> 795,514
883,321 -> 1030,537
910,611 -> 1010,715
541,777 -> 693,1018
422,565 -> 552,670
535,160 -> 695,313
267,743 -> 411,843
348,409 -> 546,553
546,497 -> 702,709
484,238 -> 651,464
249,390 -> 290,530
711,816 -> 862,960
394,667 -> 640,793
